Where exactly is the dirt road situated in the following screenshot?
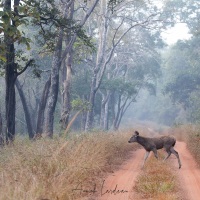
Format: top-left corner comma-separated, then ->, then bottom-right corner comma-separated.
173,141 -> 200,200
97,141 -> 200,200
98,149 -> 144,200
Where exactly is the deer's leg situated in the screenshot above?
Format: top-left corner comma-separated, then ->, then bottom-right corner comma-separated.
164,149 -> 171,161
170,147 -> 182,169
142,151 -> 150,169
152,148 -> 158,159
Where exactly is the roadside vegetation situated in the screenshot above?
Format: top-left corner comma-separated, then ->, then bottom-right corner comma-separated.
187,127 -> 200,166
0,130 -> 137,200
1,124 -> 200,200
134,152 -> 179,200
172,124 -> 200,167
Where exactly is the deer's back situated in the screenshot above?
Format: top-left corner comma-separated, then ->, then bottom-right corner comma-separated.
153,136 -> 176,149
138,135 -> 176,151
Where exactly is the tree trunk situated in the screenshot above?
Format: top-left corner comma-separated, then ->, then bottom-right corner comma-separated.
36,76 -> 51,135
5,68 -> 17,142
100,100 -> 105,129
60,1 -> 74,130
15,79 -> 34,139
29,83 -> 40,132
110,92 -> 116,130
85,1 -> 110,131
113,94 -> 121,130
3,0 -> 34,142
60,53 -> 73,129
85,72 -> 97,131
100,91 -> 110,130
0,111 -> 3,145
104,97 -> 109,130
80,95 -> 87,131
112,95 -> 131,130
45,0 -> 99,136
45,30 -> 63,137
81,111 -> 87,131
60,0 -> 98,130
4,0 -> 17,142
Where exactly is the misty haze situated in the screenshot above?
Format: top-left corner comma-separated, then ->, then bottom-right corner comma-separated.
0,0 -> 200,200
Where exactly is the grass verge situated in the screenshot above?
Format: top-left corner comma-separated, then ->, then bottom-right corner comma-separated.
169,124 -> 200,166
0,130 -> 135,200
184,125 -> 200,166
134,153 -> 179,200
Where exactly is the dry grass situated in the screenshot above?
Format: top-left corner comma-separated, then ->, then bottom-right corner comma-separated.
134,152 -> 179,200
0,130 -> 135,200
169,124 -> 194,142
167,124 -> 200,166
183,125 -> 200,166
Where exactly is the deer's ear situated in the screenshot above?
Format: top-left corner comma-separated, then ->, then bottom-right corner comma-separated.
135,131 -> 139,136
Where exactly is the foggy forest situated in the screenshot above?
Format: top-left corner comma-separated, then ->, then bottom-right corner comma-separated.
0,1 -> 200,199
0,0 -> 199,141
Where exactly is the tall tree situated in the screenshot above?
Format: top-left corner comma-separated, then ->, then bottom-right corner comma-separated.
85,0 -> 163,131
60,0 -> 99,130
45,0 -> 99,136
15,79 -> 34,139
0,109 -> 3,145
36,75 -> 51,135
1,0 -> 34,142
164,37 -> 200,118
164,0 -> 200,35
44,28 -> 63,137
0,0 -> 76,141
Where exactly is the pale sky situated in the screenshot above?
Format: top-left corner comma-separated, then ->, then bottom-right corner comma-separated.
161,23 -> 192,45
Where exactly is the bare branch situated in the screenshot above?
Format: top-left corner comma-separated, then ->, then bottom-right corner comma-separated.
17,59 -> 34,76
61,0 -> 100,62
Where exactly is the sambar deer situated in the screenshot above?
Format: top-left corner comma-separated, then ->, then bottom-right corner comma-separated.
128,131 -> 181,169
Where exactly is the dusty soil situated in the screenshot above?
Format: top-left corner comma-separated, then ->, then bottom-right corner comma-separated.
172,141 -> 200,200
96,141 -> 200,200
97,149 -> 144,200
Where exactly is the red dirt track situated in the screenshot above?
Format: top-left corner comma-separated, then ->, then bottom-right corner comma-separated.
174,141 -> 200,200
97,141 -> 200,200
98,149 -> 143,200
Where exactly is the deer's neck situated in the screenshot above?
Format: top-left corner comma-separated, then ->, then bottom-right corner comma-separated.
137,136 -> 149,148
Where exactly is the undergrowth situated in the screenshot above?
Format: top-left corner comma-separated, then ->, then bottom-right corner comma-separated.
0,130 -> 135,200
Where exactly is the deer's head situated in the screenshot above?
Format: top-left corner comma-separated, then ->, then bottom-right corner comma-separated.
128,131 -> 139,143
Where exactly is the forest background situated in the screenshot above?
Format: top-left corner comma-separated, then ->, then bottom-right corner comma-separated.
0,0 -> 199,143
